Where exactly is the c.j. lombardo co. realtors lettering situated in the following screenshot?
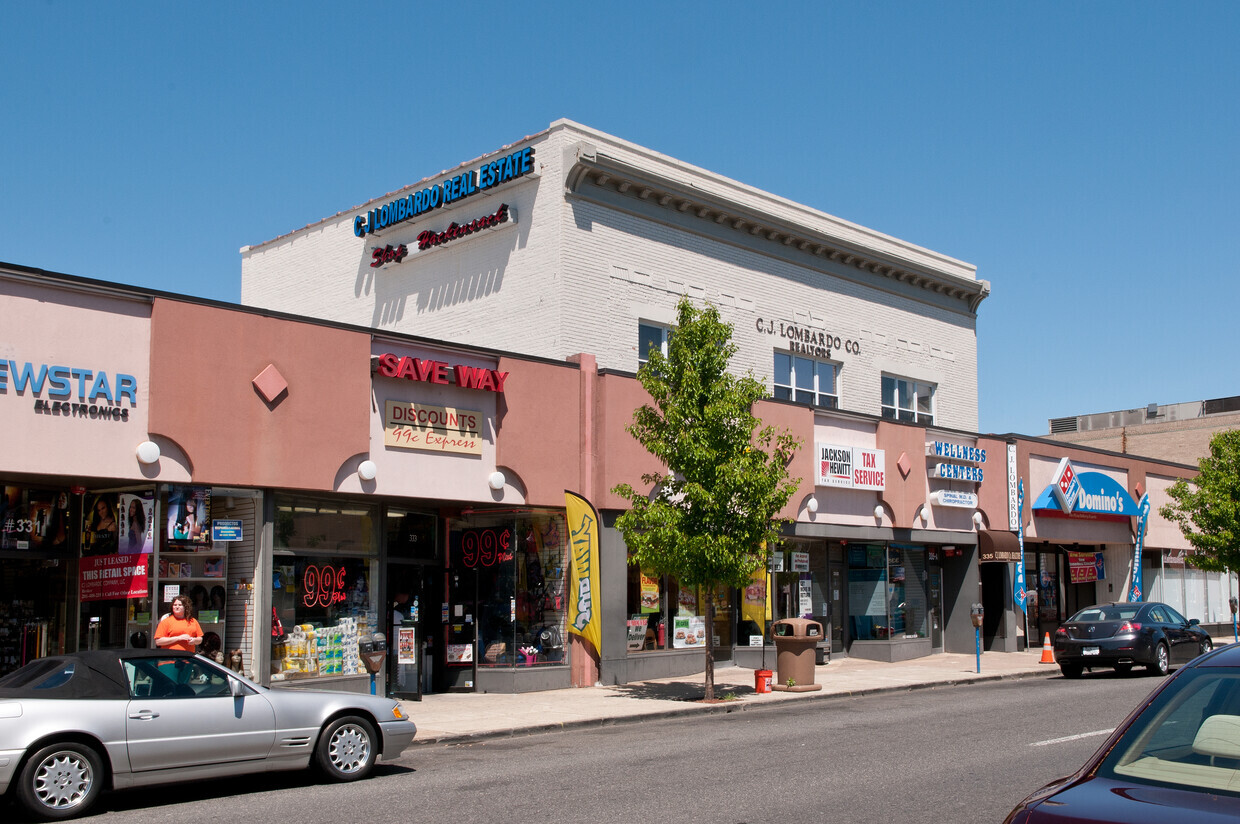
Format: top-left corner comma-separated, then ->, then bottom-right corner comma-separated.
354,146 -> 535,238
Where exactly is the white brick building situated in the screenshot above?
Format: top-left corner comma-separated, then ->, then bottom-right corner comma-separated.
242,119 -> 989,430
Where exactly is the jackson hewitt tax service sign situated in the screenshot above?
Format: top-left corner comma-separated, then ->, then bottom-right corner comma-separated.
815,443 -> 885,490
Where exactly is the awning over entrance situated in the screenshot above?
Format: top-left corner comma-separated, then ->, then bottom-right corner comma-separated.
978,530 -> 1021,563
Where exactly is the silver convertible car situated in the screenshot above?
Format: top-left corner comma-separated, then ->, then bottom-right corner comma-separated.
0,649 -> 417,820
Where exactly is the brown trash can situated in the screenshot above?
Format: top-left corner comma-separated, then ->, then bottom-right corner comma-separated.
771,618 -> 824,692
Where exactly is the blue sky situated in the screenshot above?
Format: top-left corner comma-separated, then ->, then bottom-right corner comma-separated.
3,2 -> 1237,438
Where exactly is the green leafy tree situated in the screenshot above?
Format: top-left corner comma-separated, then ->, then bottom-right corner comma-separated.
1159,429 -> 1240,576
612,297 -> 800,700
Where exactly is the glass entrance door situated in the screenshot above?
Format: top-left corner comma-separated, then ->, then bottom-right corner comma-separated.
928,549 -> 943,651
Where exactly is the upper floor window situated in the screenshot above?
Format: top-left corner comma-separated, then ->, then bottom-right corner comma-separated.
638,322 -> 671,367
881,375 -> 934,424
773,352 -> 839,409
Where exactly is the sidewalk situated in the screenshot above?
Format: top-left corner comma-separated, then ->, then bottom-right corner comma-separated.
402,648 -> 1059,745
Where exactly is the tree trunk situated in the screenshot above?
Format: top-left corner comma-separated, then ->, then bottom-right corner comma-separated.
704,585 -> 715,701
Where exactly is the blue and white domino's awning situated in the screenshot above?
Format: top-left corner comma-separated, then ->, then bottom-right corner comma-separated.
1032,458 -> 1139,522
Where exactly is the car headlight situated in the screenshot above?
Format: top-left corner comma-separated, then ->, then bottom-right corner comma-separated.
390,703 -> 409,721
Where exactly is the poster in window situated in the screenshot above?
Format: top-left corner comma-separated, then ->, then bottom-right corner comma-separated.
166,486 -> 211,547
33,489 -> 74,553
119,492 -> 154,554
672,615 -> 706,648
397,628 -> 418,665
639,571 -> 660,613
798,576 -> 813,617
677,585 -> 698,614
82,493 -> 120,556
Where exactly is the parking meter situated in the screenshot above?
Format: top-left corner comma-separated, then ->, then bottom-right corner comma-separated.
359,633 -> 388,695
1230,596 -> 1238,643
970,604 -> 984,673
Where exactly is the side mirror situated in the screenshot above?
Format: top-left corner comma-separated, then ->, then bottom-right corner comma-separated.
1189,618 -> 1200,626
229,676 -> 246,698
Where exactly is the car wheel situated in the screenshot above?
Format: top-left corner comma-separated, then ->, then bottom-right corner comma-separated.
1148,642 -> 1170,676
1060,662 -> 1083,679
316,716 -> 377,782
1199,638 -> 1213,657
1113,663 -> 1133,675
16,742 -> 104,821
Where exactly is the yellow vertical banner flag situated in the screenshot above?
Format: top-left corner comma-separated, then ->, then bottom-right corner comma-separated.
565,490 -> 602,657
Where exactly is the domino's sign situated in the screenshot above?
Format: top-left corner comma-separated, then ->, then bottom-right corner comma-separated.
1050,457 -> 1081,515
1033,459 -> 1139,522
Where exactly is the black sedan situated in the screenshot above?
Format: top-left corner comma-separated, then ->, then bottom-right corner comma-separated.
1004,641 -> 1240,822
1053,601 -> 1213,678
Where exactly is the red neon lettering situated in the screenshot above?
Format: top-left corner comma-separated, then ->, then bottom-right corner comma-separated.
458,528 -> 512,568
302,564 -> 349,607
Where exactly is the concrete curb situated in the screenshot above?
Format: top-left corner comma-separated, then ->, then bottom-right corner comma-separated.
410,666 -> 1059,747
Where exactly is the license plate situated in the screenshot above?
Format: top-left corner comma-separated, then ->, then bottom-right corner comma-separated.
1083,647 -> 1100,656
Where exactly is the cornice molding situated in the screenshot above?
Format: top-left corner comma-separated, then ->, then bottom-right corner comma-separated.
565,152 -> 990,314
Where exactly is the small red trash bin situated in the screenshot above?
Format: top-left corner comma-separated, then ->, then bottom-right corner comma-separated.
754,668 -> 773,693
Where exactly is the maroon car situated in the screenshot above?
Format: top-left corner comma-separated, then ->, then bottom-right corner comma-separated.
1004,642 -> 1240,823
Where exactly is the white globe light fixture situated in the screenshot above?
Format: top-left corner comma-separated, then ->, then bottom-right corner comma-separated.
972,511 -> 984,527
807,497 -> 819,513
873,504 -> 884,521
357,460 -> 378,481
135,440 -> 161,465
488,471 -> 506,491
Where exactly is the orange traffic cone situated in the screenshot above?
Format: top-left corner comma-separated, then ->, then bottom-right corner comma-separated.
1039,632 -> 1056,664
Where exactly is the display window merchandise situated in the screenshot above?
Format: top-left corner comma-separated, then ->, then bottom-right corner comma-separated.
0,483 -> 77,676
625,563 -> 734,652
270,496 -> 378,681
446,511 -> 569,672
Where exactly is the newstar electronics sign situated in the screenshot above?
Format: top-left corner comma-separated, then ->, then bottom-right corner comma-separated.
354,146 -> 535,238
2,359 -> 138,422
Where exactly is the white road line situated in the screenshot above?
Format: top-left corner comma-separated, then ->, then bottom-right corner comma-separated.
1030,729 -> 1114,747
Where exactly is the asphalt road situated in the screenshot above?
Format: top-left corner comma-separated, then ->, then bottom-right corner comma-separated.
5,670 -> 1161,824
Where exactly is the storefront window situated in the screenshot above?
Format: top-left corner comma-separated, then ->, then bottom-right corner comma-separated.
0,483 -> 74,673
448,512 -> 568,669
1038,553 -> 1060,623
270,497 -> 378,681
626,563 -> 722,652
847,544 -> 887,640
889,545 -> 928,639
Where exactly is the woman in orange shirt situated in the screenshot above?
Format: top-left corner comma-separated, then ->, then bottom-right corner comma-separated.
154,594 -> 204,652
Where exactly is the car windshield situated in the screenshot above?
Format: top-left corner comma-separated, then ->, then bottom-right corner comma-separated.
1071,606 -> 1139,622
1097,667 -> 1240,796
